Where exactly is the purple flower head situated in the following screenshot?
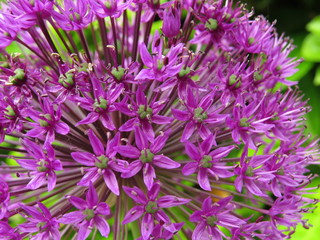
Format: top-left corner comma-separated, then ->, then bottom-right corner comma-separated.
162,3 -> 181,38
0,0 -> 319,239
123,182 -> 190,240
89,0 -> 133,18
0,221 -> 22,240
0,13 -> 20,49
71,130 -> 127,195
58,182 -> 110,240
75,80 -> 124,130
25,97 -> 70,148
183,134 -> 235,191
17,139 -> 62,191
172,88 -> 226,142
118,127 -> 180,190
190,196 -> 246,240
51,0 -> 94,31
135,38 -> 184,82
116,86 -> 173,141
19,202 -> 60,240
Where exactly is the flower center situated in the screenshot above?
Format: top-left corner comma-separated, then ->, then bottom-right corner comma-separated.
239,118 -> 250,127
37,160 -> 48,172
111,67 -> 125,81
228,74 -> 241,88
206,216 -> 218,227
194,107 -> 208,122
84,208 -> 95,221
93,97 -> 108,111
178,67 -> 191,78
95,155 -> 109,169
205,18 -> 218,30
36,221 -> 46,230
201,155 -> 213,168
245,166 -> 254,177
59,72 -> 74,88
138,105 -> 153,119
8,68 -> 26,86
140,149 -> 154,163
39,114 -> 53,127
145,201 -> 158,213
4,105 -> 15,119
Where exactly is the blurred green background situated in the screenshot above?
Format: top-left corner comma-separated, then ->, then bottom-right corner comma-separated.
243,0 -> 320,239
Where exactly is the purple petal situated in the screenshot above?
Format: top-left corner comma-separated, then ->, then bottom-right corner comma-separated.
192,222 -> 209,240
69,196 -> 88,210
182,162 -> 198,175
86,182 -> 98,208
88,130 -> 104,156
100,113 -> 116,130
19,204 -> 43,220
71,152 -> 95,166
148,181 -> 161,200
153,155 -> 180,169
116,145 -> 141,158
171,108 -> 190,121
95,202 -> 110,215
139,43 -> 153,68
94,216 -> 110,237
25,127 -> 46,138
200,134 -> 215,154
37,202 -> 51,219
152,115 -> 173,124
209,146 -> 235,160
150,129 -> 171,153
122,205 -> 144,224
141,120 -> 154,142
119,117 -> 139,132
78,168 -> 100,186
27,173 -> 46,190
16,159 -> 38,170
134,126 -> 148,150
76,112 -> 99,126
121,160 -> 143,178
198,168 -> 211,191
141,213 -> 154,240
103,169 -> 120,195
123,186 -> 147,204
55,122 -> 70,135
202,197 -> 212,212
157,195 -> 190,208
77,221 -> 91,240
184,141 -> 201,160
57,211 -> 85,224
143,163 -> 156,190
181,121 -> 195,142
47,171 -> 57,192
21,138 -> 44,159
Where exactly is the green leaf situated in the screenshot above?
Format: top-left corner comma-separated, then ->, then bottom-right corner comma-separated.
301,34 -> 320,62
314,65 -> 320,86
306,15 -> 320,36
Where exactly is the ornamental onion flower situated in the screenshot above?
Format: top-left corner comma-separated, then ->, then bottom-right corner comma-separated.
0,0 -> 319,239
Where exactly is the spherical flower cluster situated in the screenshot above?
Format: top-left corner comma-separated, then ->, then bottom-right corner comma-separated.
0,0 -> 319,239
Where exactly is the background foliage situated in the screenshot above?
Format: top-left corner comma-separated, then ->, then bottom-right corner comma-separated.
243,0 -> 320,239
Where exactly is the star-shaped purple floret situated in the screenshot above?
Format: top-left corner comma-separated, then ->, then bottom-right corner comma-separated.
117,127 -> 180,190
122,182 -> 190,240
71,129 -> 128,195
58,182 -> 110,240
182,134 -> 235,191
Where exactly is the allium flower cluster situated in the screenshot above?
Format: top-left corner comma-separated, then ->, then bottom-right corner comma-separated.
0,0 -> 319,239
